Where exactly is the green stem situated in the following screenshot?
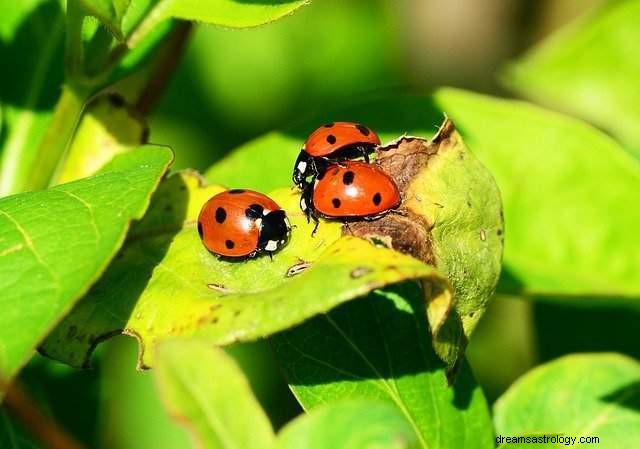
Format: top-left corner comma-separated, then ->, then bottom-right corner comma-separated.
23,86 -> 88,192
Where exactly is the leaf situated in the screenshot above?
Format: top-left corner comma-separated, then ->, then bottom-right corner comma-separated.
494,353 -> 640,447
127,0 -> 309,48
77,0 -> 131,40
0,0 -> 66,196
434,89 -> 640,299
503,0 -> 640,155
0,146 -> 173,394
41,171 -> 447,368
347,122 -> 503,367
54,94 -> 147,184
275,400 -> 419,449
154,338 -> 274,449
206,89 -> 640,300
271,283 -> 494,449
100,338 -> 193,449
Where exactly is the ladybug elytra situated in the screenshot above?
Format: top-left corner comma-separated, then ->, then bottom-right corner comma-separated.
198,189 -> 291,258
292,122 -> 380,190
300,161 -> 401,232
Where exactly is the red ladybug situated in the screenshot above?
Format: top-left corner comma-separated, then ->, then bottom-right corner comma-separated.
292,122 -> 380,190
198,189 -> 291,258
300,161 -> 401,232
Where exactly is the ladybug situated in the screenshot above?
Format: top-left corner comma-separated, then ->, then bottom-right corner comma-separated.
300,161 -> 401,232
198,189 -> 291,258
292,122 -> 381,190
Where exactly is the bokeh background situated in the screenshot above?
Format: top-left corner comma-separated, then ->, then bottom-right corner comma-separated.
15,0 -> 634,447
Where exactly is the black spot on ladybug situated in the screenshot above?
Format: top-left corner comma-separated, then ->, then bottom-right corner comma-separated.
332,198 -> 341,208
215,207 -> 226,223
326,134 -> 337,145
355,124 -> 370,136
197,222 -> 204,238
343,171 -> 355,185
323,123 -> 335,128
229,189 -> 245,194
372,193 -> 382,206
225,240 -> 235,249
245,204 -> 264,220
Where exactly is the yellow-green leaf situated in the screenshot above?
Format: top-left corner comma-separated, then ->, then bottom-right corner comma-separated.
55,94 -> 147,184
41,171 -> 447,368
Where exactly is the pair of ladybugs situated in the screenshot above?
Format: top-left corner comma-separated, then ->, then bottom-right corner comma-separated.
198,122 -> 401,258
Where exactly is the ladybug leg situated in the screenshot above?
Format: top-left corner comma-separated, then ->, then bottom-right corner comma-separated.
310,214 -> 320,236
300,184 -> 321,236
360,145 -> 370,163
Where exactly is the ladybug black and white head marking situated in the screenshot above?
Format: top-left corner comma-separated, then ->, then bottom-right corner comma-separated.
258,209 -> 291,254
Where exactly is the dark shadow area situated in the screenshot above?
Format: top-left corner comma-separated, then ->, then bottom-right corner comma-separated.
601,380 -> 640,413
0,0 -> 65,110
534,300 -> 640,362
38,174 -> 189,368
495,266 -> 526,294
9,352 -> 105,447
271,281 -> 480,412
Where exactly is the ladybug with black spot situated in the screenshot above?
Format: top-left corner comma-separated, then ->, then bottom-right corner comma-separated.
198,189 -> 291,259
300,161 -> 401,233
292,121 -> 381,190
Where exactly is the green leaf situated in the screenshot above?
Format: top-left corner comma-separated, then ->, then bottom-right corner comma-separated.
0,0 -> 66,196
100,338 -> 193,449
127,0 -> 309,48
272,283 -> 494,449
154,338 -> 274,449
41,171 -> 447,368
503,0 -> 640,155
352,121 -> 503,366
78,0 -> 131,40
276,400 -> 419,449
54,94 -> 147,184
434,89 -> 640,298
206,89 -> 640,299
494,353 -> 640,447
0,146 -> 172,394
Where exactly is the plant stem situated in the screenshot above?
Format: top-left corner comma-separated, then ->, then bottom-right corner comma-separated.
23,86 -> 88,192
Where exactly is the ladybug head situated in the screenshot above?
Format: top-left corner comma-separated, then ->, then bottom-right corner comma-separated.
259,209 -> 291,253
292,151 -> 314,190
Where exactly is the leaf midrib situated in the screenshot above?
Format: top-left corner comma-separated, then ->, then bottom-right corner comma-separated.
324,314 -> 431,449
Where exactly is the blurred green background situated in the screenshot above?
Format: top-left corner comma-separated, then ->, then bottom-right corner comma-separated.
11,0 -> 637,447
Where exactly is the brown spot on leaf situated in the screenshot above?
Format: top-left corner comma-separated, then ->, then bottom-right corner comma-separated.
208,283 -> 231,294
345,211 -> 435,265
286,261 -> 312,277
342,118 -> 464,266
350,266 -> 373,279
